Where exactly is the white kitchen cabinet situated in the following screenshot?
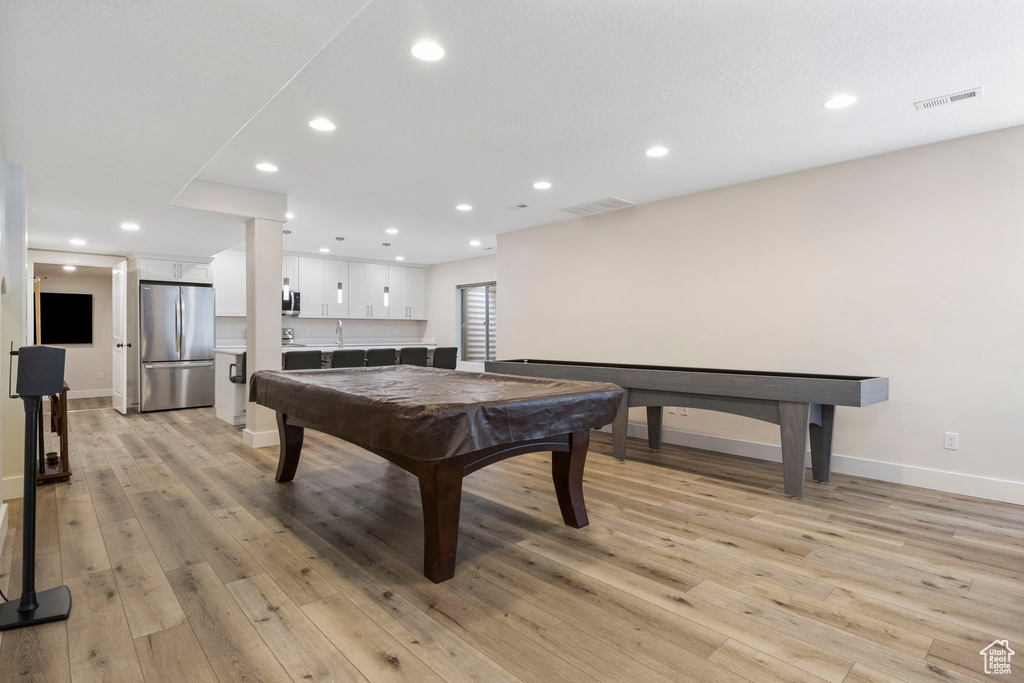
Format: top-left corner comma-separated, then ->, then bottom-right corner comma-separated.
387,266 -> 426,319
212,250 -> 246,316
406,266 -> 426,319
324,260 -> 349,318
297,257 -> 349,318
349,262 -> 389,318
137,258 -> 213,283
282,255 -> 299,291
298,257 -> 326,318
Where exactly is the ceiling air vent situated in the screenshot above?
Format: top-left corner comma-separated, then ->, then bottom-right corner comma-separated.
914,87 -> 982,111
505,204 -> 529,210
558,197 -> 637,217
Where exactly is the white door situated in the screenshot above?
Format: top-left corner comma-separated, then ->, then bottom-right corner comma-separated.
406,267 -> 426,319
387,266 -> 408,319
348,262 -> 371,318
111,259 -> 129,414
298,257 -> 326,318
324,260 -> 349,318
368,264 -> 389,318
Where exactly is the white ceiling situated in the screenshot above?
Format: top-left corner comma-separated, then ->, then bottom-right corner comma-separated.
3,0 -> 1023,264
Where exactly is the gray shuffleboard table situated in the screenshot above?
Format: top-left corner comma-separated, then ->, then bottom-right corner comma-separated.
485,359 -> 888,498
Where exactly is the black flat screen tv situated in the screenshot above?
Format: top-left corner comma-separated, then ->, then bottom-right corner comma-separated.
40,292 -> 93,344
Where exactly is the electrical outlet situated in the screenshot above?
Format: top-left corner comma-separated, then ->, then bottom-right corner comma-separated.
224,326 -> 231,335
668,407 -> 677,414
944,432 -> 958,450
98,372 -> 105,379
679,408 -> 689,416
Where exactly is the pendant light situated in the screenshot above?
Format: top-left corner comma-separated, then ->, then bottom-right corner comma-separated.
382,242 -> 391,307
282,229 -> 292,300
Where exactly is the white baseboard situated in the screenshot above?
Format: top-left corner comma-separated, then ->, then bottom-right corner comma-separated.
605,422 -> 1024,506
67,388 -> 112,399
242,429 -> 278,448
3,476 -> 24,501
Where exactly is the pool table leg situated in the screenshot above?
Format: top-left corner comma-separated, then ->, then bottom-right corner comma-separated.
810,404 -> 835,483
552,430 -> 590,528
275,413 -> 304,483
778,401 -> 810,498
611,396 -> 629,461
646,406 -> 663,450
418,459 -> 463,583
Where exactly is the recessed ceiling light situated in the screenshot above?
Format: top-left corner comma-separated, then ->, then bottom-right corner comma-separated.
823,94 -> 857,109
645,146 -> 669,157
319,248 -> 330,253
69,238 -> 86,246
395,256 -> 405,261
285,212 -> 294,219
533,181 -> 552,190
308,118 -> 336,132
63,265 -> 76,271
256,162 -> 278,172
120,222 -> 140,231
411,41 -> 444,61
456,204 -> 472,211
469,240 -> 481,247
386,228 -> 398,234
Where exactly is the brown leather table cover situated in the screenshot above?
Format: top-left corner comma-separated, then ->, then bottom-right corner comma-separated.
249,366 -> 624,461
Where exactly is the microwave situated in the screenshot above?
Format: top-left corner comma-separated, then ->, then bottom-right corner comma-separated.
282,291 -> 300,316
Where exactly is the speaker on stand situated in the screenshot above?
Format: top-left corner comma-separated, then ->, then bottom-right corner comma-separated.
0,345 -> 72,631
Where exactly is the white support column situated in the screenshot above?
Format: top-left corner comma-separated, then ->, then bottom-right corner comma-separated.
242,217 -> 283,448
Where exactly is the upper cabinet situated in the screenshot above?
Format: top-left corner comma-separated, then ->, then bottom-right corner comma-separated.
349,262 -> 389,319
387,266 -> 426,319
297,257 -> 349,318
137,258 -> 213,284
211,250 -> 246,316
208,251 -> 425,320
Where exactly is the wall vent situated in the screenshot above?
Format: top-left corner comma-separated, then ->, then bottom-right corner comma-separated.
505,204 -> 529,210
558,197 -> 637,217
914,87 -> 982,111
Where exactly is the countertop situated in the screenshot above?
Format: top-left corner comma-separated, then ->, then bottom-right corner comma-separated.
214,342 -> 437,355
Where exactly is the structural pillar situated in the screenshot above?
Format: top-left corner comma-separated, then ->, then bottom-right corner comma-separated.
242,217 -> 283,448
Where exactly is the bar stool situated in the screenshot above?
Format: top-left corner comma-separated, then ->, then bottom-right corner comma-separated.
398,347 -> 428,366
283,349 -> 323,370
331,349 -> 366,368
365,348 -> 397,367
431,347 -> 457,369
228,352 -> 246,383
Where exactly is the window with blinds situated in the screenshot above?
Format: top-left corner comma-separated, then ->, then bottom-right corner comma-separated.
459,282 -> 497,361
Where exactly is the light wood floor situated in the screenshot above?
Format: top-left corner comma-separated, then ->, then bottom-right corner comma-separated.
1,405 -> 1022,682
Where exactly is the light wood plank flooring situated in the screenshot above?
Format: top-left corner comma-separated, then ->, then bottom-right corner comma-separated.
1,404 -> 1022,682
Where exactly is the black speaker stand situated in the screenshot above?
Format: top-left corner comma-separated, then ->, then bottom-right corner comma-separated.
0,394 -> 72,631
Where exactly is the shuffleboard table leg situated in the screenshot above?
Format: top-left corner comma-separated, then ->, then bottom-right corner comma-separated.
778,401 -> 810,498
646,406 -> 663,450
418,460 -> 463,583
275,412 -> 304,483
611,396 -> 629,461
810,404 -> 835,483
552,431 -> 590,528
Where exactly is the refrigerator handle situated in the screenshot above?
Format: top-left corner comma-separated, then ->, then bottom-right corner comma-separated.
175,291 -> 182,355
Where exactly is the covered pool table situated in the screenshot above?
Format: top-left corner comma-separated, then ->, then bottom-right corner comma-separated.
485,359 -> 889,498
249,365 -> 623,582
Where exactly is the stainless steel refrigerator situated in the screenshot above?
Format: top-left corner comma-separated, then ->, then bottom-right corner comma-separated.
139,283 -> 215,411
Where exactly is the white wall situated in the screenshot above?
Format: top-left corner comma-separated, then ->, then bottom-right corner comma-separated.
1,154 -> 28,500
498,125 -> 1024,504
36,265 -> 112,397
424,254 -> 497,349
